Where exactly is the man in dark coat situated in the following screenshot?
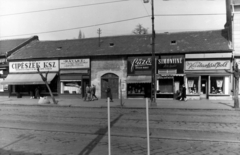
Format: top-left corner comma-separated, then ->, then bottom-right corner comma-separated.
180,84 -> 186,101
106,86 -> 113,102
91,84 -> 98,100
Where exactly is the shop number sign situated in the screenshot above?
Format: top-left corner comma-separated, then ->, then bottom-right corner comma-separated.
60,59 -> 89,69
9,60 -> 59,73
185,60 -> 231,70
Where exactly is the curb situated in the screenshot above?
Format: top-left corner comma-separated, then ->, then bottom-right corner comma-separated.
0,103 -> 238,111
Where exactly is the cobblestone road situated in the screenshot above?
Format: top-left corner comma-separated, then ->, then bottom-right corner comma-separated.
0,105 -> 240,155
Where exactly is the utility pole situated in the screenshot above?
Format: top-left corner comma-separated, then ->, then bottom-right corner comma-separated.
144,0 -> 156,105
151,0 -> 156,105
97,28 -> 102,47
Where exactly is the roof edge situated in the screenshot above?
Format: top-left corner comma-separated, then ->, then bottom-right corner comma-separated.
6,36 -> 39,57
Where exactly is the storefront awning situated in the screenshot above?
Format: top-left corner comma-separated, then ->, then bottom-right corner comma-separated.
157,74 -> 185,78
126,76 -> 151,83
60,69 -> 88,74
0,73 -> 56,85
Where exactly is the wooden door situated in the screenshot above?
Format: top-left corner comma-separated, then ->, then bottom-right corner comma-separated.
101,73 -> 119,99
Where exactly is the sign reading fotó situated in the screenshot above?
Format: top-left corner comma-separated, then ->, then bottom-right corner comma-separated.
127,56 -> 152,75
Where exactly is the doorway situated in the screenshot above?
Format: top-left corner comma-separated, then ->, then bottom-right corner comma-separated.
200,76 -> 208,99
101,73 -> 119,99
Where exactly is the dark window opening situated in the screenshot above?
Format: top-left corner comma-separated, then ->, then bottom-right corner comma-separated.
170,40 -> 177,45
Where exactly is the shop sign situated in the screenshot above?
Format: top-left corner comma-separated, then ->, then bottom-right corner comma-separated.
185,60 -> 230,70
127,56 -> 152,75
157,55 -> 184,74
60,58 -> 90,69
9,60 -> 59,73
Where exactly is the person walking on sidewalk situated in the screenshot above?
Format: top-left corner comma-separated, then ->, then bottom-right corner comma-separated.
91,84 -> 98,101
106,86 -> 113,102
84,85 -> 91,101
180,84 -> 186,101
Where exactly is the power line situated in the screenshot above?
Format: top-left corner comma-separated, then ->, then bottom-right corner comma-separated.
0,16 -> 150,38
0,0 -> 130,17
0,12 -> 226,38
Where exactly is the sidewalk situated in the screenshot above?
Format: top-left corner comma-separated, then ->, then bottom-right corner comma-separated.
0,96 -> 236,110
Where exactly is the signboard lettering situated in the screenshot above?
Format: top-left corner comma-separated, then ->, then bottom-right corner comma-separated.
185,61 -> 231,70
131,58 -> 151,72
127,56 -> 152,75
157,55 -> 184,74
60,59 -> 90,69
10,60 -> 59,73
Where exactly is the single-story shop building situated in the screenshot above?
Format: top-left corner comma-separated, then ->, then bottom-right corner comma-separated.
0,29 -> 233,100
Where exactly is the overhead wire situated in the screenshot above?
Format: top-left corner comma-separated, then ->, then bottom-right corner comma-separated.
0,0 -> 130,17
0,12 -> 226,38
0,0 -> 226,38
0,16 -> 150,38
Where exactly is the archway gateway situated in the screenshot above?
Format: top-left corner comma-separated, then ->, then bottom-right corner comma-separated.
101,73 -> 119,99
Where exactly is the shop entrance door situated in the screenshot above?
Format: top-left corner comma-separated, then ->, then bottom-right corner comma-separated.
200,76 -> 208,99
101,73 -> 119,99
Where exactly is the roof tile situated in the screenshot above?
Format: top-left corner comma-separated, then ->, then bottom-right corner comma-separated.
8,30 -> 231,60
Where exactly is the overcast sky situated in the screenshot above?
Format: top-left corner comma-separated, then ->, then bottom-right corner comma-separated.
0,0 -> 226,41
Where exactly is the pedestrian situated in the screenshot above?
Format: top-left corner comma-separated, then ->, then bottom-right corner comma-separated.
180,84 -> 186,101
176,90 -> 182,100
35,86 -> 40,99
30,85 -> 35,99
91,84 -> 98,101
106,85 -> 113,102
84,85 -> 91,101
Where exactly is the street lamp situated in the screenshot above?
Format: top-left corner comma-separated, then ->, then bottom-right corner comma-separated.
144,0 -> 156,105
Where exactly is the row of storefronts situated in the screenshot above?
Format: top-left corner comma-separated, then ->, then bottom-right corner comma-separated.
0,29 -> 234,100
126,53 -> 233,100
0,53 -> 235,100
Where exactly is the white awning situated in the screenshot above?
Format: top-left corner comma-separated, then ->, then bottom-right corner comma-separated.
186,53 -> 232,59
0,73 -> 56,85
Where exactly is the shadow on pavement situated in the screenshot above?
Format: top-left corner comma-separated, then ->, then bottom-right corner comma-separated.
78,114 -> 123,155
217,102 -> 234,108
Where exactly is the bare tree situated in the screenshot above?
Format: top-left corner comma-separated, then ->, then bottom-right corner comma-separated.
36,65 -> 58,104
78,30 -> 85,39
225,62 -> 240,108
132,24 -> 148,35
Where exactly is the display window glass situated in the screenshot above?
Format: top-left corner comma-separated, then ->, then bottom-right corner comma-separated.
187,77 -> 198,94
158,79 -> 173,94
61,81 -> 81,94
210,76 -> 229,95
127,84 -> 145,95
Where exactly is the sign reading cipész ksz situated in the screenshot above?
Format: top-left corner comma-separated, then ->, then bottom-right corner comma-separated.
9,60 -> 59,73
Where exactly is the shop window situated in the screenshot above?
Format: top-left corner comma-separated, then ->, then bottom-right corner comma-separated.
210,76 -> 229,95
61,81 -> 81,94
127,84 -> 145,95
0,79 -> 7,92
187,77 -> 198,94
158,79 -> 173,94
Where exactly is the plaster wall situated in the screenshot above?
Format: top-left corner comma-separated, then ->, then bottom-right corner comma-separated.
91,57 -> 127,99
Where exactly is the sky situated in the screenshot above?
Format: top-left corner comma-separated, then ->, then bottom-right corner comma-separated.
0,0 -> 226,41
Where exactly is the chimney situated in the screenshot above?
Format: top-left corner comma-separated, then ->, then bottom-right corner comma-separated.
225,0 -> 232,42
